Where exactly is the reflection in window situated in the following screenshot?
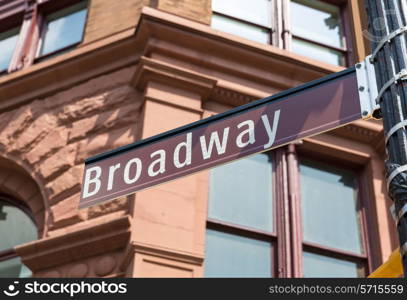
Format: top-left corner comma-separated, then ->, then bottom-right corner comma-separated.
209,154 -> 273,232
303,251 -> 362,278
292,38 -> 344,66
39,1 -> 88,57
299,159 -> 365,278
291,0 -> 346,65
0,27 -> 20,72
211,14 -> 270,44
211,0 -> 273,44
205,153 -> 275,278
299,159 -> 363,254
205,229 -> 272,277
0,199 -> 37,278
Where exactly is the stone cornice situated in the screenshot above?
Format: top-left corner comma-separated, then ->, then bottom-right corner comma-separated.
15,215 -> 131,271
0,6 -> 384,148
120,241 -> 204,272
132,56 -> 217,101
0,7 -> 343,110
330,119 -> 385,151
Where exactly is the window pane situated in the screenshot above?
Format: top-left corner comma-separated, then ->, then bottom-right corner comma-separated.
205,229 -> 272,277
291,0 -> 344,48
303,251 -> 362,277
299,159 -> 363,254
212,14 -> 270,44
212,0 -> 272,27
0,27 -> 20,72
0,257 -> 32,278
40,2 -> 88,56
292,38 -> 344,66
209,154 -> 273,232
0,200 -> 37,252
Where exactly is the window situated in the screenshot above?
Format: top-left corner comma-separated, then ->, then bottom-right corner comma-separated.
212,0 -> 273,44
37,1 -> 88,60
211,0 -> 351,66
291,0 -> 346,66
204,146 -> 373,278
299,159 -> 366,277
205,153 -> 275,277
0,27 -> 20,73
0,0 -> 88,75
0,197 -> 37,278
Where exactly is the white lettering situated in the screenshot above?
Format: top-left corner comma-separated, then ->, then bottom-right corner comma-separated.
262,110 -> 281,149
107,163 -> 121,191
173,133 -> 192,168
200,128 -> 230,160
124,158 -> 142,184
148,150 -> 166,177
83,166 -> 102,198
236,120 -> 255,148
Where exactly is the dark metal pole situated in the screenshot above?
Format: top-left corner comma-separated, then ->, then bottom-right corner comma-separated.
365,0 -> 407,277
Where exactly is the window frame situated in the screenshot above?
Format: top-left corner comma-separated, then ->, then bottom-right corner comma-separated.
205,142 -> 377,278
0,7 -> 25,74
205,151 -> 278,277
34,0 -> 89,62
292,143 -> 376,277
210,0 -> 355,66
297,159 -> 369,277
0,0 -> 89,75
288,0 -> 354,66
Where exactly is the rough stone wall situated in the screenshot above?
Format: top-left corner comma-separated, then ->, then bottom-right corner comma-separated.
0,65 -> 143,236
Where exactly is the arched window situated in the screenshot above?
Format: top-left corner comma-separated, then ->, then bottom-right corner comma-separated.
0,196 -> 38,278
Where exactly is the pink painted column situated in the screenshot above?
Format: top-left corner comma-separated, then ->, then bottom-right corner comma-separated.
124,57 -> 216,277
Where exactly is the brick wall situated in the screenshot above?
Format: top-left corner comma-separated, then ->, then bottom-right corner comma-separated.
152,0 -> 211,24
83,0 -> 211,45
83,0 -> 144,44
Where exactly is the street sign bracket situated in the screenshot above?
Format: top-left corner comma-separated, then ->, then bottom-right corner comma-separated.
356,55 -> 380,119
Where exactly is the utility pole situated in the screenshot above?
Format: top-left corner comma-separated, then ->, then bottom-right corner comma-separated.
365,0 -> 407,277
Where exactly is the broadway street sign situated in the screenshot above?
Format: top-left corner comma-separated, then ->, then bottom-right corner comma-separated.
79,59 -> 378,209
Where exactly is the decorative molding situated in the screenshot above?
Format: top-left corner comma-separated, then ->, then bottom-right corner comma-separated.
210,86 -> 258,107
15,215 -> 131,271
120,241 -> 204,272
330,120 -> 384,151
132,56 -> 217,101
0,6 -> 344,112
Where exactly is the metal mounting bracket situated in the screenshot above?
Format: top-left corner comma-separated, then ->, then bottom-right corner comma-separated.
356,55 -> 380,119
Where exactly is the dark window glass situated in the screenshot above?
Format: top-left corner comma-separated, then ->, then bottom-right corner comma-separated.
0,27 -> 20,72
0,257 -> 32,278
205,229 -> 272,277
299,159 -> 363,254
39,1 -> 88,57
208,154 -> 273,232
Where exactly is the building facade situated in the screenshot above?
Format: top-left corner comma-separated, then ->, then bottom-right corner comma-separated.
0,0 -> 398,277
